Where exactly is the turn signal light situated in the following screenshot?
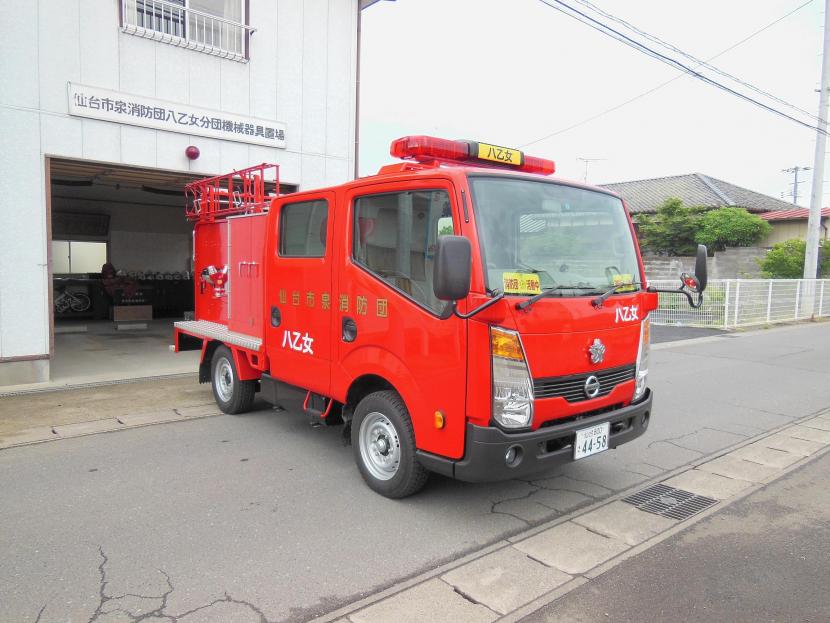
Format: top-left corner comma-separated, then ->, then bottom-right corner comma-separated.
434,410 -> 445,429
491,327 -> 525,361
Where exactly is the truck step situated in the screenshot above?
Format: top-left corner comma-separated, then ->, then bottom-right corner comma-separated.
303,391 -> 334,427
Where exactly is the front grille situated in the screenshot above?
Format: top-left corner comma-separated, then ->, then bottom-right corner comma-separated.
537,403 -> 624,429
534,365 -> 636,402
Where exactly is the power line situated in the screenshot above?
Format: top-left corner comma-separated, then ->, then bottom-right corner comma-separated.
523,0 -> 814,146
572,0 -> 821,123
522,0 -> 822,147
540,0 -> 826,132
536,0 -> 825,135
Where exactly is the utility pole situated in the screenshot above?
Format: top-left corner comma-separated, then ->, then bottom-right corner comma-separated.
782,166 -> 811,205
577,157 -> 605,183
805,0 -> 830,280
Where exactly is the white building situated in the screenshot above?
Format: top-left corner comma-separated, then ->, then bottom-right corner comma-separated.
0,0 -> 359,385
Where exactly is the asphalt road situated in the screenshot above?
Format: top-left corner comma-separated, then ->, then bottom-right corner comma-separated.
522,450 -> 830,623
650,324 -> 725,343
2,323 -> 829,622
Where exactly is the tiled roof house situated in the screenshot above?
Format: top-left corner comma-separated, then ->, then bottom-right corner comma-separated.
600,173 -> 794,215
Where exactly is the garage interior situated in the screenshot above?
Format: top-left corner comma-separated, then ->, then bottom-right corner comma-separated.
47,158 -> 291,387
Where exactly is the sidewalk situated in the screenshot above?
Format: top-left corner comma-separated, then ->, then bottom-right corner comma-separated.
522,450 -> 830,623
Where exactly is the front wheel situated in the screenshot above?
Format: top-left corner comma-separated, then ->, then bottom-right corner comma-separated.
351,390 -> 428,498
210,346 -> 256,414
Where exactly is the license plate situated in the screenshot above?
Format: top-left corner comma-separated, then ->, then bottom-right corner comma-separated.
574,422 -> 610,460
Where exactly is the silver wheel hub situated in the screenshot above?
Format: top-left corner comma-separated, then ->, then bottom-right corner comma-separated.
359,412 -> 401,481
215,358 -> 234,402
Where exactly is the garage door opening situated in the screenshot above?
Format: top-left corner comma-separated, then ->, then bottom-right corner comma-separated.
47,157 -> 294,386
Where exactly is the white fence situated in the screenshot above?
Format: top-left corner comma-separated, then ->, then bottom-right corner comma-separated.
651,279 -> 830,328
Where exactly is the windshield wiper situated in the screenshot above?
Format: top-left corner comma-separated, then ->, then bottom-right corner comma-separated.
591,282 -> 643,308
516,285 -> 597,311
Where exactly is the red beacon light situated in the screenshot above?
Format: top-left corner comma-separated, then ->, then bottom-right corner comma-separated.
390,135 -> 555,176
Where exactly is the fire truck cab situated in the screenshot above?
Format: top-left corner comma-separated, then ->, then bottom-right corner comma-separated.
175,136 -> 707,498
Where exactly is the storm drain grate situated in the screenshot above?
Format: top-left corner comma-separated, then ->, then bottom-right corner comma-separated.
622,483 -> 717,521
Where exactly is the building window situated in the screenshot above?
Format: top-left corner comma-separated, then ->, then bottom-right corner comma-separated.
53,241 -> 108,275
353,189 -> 455,315
279,200 -> 329,258
121,0 -> 252,62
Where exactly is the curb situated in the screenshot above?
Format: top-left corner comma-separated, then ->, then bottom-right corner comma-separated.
0,372 -> 197,398
0,405 -> 222,450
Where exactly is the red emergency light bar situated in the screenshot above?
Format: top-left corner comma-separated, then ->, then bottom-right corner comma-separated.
390,135 -> 556,176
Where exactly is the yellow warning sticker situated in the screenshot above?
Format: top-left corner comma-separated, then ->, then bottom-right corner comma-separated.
612,273 -> 636,292
502,272 -> 542,295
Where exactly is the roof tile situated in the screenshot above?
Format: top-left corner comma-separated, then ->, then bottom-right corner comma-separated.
600,173 -> 794,214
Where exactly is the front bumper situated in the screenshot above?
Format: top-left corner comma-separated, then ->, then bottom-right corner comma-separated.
417,389 -> 652,482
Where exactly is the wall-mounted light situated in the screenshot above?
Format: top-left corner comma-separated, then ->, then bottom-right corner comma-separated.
185,145 -> 200,160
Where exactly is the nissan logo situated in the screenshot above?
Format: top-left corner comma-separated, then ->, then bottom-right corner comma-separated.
584,375 -> 601,398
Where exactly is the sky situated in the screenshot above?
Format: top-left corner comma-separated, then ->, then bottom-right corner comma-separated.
358,0 -> 827,206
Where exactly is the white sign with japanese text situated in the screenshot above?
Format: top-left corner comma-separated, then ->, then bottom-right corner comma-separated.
67,82 -> 286,149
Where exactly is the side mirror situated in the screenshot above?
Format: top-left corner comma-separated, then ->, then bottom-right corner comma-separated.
694,244 -> 708,292
647,243 -> 708,309
433,236 -> 471,301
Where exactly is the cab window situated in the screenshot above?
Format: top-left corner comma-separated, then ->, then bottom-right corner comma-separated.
279,199 -> 328,257
353,189 -> 454,314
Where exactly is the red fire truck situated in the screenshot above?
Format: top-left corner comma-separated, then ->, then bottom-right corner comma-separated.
175,136 -> 707,498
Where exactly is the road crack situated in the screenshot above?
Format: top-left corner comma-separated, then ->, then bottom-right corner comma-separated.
489,483 -> 545,526
87,547 -> 173,623
169,592 -> 276,623
82,547 -> 273,623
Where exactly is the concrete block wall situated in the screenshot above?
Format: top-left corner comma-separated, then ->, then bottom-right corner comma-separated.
643,247 -> 768,281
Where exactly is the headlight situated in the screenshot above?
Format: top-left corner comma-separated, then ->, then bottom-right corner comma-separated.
633,315 -> 650,401
491,327 -> 534,428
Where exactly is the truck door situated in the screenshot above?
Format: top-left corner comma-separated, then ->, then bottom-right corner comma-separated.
264,192 -> 335,395
335,181 -> 468,459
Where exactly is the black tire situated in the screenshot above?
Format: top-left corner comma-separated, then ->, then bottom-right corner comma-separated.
351,390 -> 428,498
210,346 -> 256,414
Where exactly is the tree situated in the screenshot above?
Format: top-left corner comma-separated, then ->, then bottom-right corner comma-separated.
695,207 -> 771,251
759,239 -> 830,278
636,197 -> 702,256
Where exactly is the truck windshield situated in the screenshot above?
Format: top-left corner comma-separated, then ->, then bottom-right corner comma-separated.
469,176 -> 641,296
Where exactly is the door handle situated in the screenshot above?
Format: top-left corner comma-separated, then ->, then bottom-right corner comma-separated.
342,316 -> 357,342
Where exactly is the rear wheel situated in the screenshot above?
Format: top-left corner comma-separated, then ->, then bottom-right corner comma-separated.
211,346 -> 256,414
351,390 -> 428,498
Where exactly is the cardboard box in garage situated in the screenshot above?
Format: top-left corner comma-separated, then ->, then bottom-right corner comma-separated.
113,305 -> 152,321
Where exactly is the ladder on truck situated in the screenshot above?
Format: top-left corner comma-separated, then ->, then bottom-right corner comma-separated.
185,163 -> 279,222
